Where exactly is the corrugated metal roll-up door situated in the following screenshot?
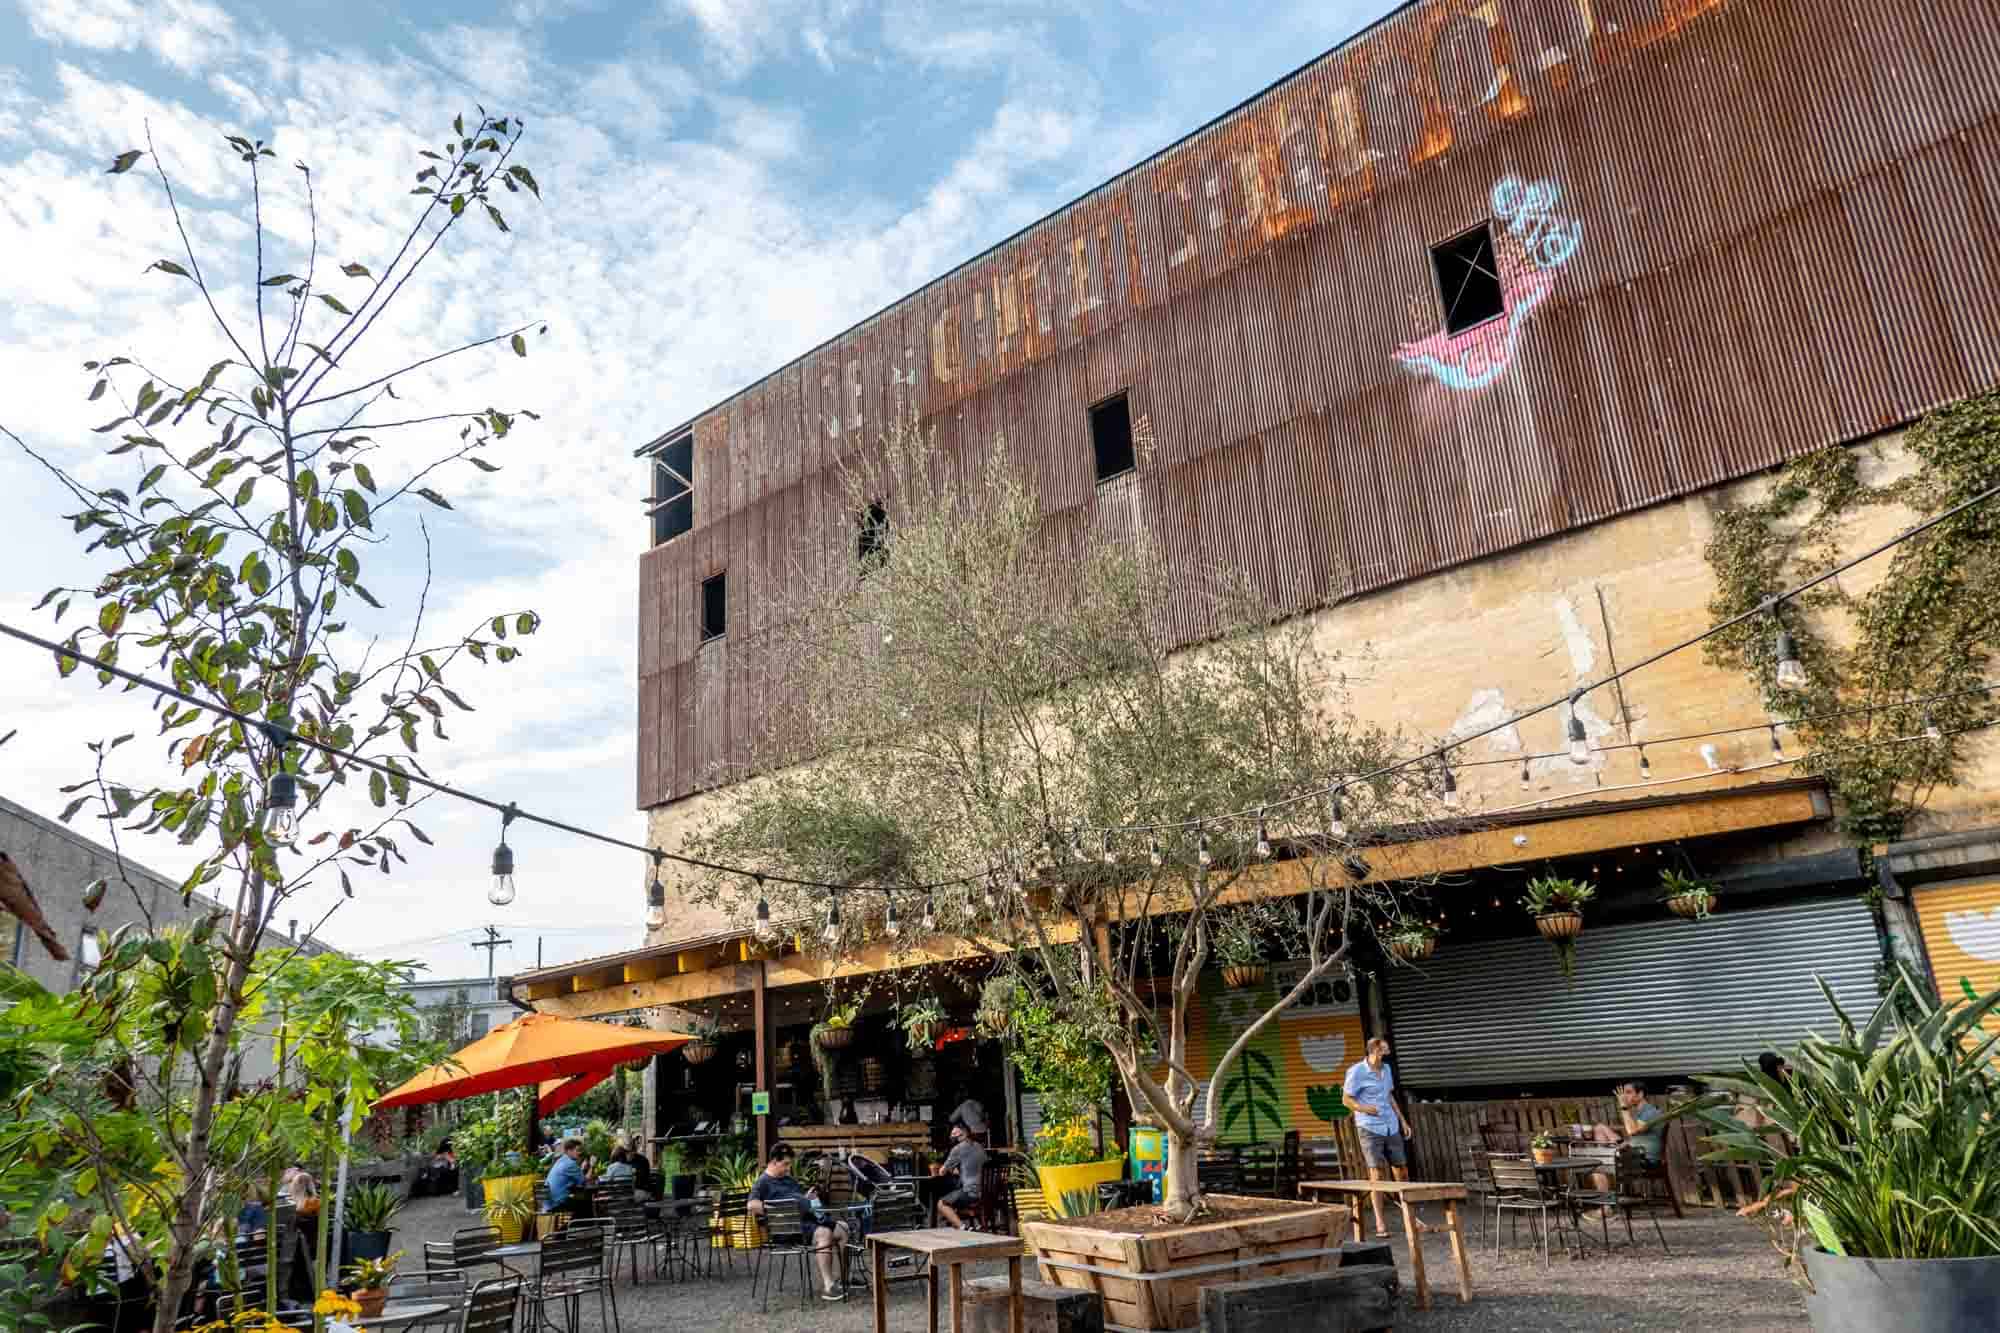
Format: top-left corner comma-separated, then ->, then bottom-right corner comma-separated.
1384,898 -> 1882,1089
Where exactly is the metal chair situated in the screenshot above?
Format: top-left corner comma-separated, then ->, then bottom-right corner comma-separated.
462,1276 -> 524,1333
599,1192 -> 664,1285
751,1198 -> 817,1311
1487,1158 -> 1578,1269
527,1225 -> 618,1333
654,1192 -> 714,1282
424,1241 -> 459,1276
386,1271 -> 468,1332
452,1226 -> 506,1280
1196,1148 -> 1241,1196
1602,1148 -> 1672,1254
1458,1137 -> 1497,1235
862,1188 -> 926,1282
713,1189 -> 754,1275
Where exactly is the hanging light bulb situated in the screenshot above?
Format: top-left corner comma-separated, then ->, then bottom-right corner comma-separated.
920,892 -> 937,934
752,878 -> 775,943
1148,834 -> 1163,867
1197,827 -> 1212,867
1770,724 -> 1784,760
1101,830 -> 1117,865
1519,758 -> 1532,789
1070,827 -> 1087,862
1772,609 -> 1808,691
982,874 -> 998,911
645,856 -> 667,930
261,725 -> 298,846
1438,758 -> 1460,809
1637,745 -> 1651,778
885,896 -> 901,939
1255,811 -> 1272,859
1923,711 -> 1943,742
1567,701 -> 1591,766
822,894 -> 842,946
488,803 -> 517,906
1327,790 -> 1348,841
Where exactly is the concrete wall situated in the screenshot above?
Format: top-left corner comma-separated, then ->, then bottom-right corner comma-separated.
0,793 -> 337,1080
639,430 -> 2000,949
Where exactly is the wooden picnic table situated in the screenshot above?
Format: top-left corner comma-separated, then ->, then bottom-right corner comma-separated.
868,1227 -> 1023,1333
1298,1179 -> 1473,1312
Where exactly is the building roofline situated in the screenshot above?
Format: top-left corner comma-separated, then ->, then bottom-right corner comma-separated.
633,0 -> 1424,458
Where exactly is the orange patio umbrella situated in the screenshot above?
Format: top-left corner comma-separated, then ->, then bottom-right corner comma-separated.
375,1012 -> 695,1109
537,1067 -> 615,1116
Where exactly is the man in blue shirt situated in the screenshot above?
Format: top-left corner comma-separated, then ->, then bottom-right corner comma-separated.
1342,1037 -> 1414,1238
546,1138 -> 588,1216
1590,1081 -> 1665,1163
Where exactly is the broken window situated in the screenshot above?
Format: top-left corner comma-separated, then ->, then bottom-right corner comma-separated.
649,433 -> 694,546
700,572 -> 726,643
1090,391 -> 1136,483
1430,223 -> 1505,335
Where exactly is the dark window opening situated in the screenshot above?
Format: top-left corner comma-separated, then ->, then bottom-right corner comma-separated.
857,500 -> 890,568
1090,392 -> 1135,482
1430,224 -> 1505,335
650,433 -> 694,546
700,572 -> 726,643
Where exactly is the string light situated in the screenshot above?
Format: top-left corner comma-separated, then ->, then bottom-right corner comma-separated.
488,803 -> 517,907
645,852 -> 667,929
261,723 -> 298,846
885,896 -> 901,939
821,894 -> 842,946
1519,757 -> 1532,789
1148,834 -> 1163,867
1772,606 -> 1808,691
981,874 -> 998,911
752,877 -> 775,943
1010,863 -> 1025,899
1567,694 -> 1591,765
1255,811 -> 1272,859
1070,827 -> 1087,862
1769,724 -> 1785,759
1437,757 -> 1460,809
1637,744 -> 1651,778
1099,830 -> 1116,865
1924,711 -> 1943,741
1326,790 -> 1348,841
920,892 -> 937,934
1197,827 -> 1212,868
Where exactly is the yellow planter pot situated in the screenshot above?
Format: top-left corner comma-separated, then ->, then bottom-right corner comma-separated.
1037,1158 -> 1127,1217
481,1174 -> 538,1243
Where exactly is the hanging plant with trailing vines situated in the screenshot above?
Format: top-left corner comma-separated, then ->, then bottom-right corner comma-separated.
1701,392 -> 2000,844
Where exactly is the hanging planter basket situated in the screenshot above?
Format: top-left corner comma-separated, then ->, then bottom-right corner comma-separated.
1387,935 -> 1436,962
1667,892 -> 1716,919
681,1040 -> 718,1067
1535,911 -> 1584,941
814,1025 -> 856,1051
1220,964 -> 1267,990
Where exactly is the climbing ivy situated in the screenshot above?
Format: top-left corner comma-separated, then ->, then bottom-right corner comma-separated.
1702,392 -> 2000,844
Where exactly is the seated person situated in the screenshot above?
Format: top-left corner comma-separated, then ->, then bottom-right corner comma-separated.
1590,1080 -> 1666,1164
747,1144 -> 849,1302
545,1137 -> 591,1217
628,1149 -> 657,1198
599,1146 -> 637,1190
932,1122 -> 986,1230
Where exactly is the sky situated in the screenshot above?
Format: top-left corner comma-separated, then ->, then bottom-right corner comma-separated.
0,0 -> 1394,981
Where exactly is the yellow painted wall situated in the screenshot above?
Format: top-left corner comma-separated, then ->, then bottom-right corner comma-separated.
1913,877 -> 2000,1037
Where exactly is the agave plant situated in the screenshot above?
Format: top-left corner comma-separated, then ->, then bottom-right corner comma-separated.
1676,967 -> 2000,1271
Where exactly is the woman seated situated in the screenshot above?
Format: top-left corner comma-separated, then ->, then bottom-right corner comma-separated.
598,1146 -> 638,1191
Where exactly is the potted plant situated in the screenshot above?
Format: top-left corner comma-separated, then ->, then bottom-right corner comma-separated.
1523,875 -> 1596,978
1660,869 -> 1719,919
681,1012 -> 722,1066
1676,969 -> 2000,1329
811,1000 -> 861,1051
1384,917 -> 1439,962
1032,1118 -> 1128,1218
1213,908 -> 1269,989
346,1250 -> 402,1319
342,1181 -> 404,1265
1528,1131 -> 1559,1166
481,1151 -> 538,1243
899,996 -> 947,1051
702,1148 -> 762,1248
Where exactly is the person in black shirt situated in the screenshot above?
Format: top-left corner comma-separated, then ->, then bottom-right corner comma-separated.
747,1144 -> 849,1301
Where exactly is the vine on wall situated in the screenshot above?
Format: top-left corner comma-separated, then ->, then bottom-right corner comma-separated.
1702,392 -> 2000,844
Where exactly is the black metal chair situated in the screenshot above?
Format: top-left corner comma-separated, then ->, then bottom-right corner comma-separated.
423,1241 -> 458,1276
1196,1148 -> 1241,1196
1591,1148 -> 1673,1254
1487,1157 -> 1578,1269
861,1187 -> 926,1285
1458,1137 -> 1497,1236
751,1198 -> 816,1311
599,1191 -> 664,1285
528,1224 -> 617,1333
713,1189 -> 754,1274
385,1271 -> 467,1332
654,1192 -> 715,1282
452,1226 -> 506,1280
462,1276 -> 524,1333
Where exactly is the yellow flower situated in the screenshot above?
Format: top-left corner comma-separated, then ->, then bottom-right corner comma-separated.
315,1291 -> 363,1319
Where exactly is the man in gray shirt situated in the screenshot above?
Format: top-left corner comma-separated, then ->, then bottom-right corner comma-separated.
934,1123 -> 987,1229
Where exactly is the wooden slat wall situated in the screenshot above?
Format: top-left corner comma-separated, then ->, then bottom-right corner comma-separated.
636,0 -> 2000,808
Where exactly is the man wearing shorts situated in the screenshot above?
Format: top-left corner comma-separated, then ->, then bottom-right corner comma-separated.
933,1123 -> 986,1229
1343,1037 -> 1413,1237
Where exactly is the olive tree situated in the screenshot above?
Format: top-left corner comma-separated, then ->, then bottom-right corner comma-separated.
686,415 -> 1448,1219
1,112 -> 546,1329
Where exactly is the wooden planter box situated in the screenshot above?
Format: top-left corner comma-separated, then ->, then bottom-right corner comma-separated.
1023,1197 -> 1349,1332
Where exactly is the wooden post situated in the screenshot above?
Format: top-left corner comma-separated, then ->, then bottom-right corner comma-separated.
754,959 -> 770,1165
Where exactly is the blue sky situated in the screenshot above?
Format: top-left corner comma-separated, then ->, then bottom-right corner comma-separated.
0,0 -> 1392,979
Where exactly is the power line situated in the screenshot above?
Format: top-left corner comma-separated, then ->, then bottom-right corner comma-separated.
3,478 -> 1994,902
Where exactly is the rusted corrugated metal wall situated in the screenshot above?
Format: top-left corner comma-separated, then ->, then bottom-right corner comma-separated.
636,0 -> 2000,809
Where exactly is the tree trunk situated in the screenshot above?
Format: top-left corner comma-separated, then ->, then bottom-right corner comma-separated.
1162,1127 -> 1201,1215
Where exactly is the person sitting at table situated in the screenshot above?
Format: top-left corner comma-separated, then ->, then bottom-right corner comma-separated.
1342,1037 -> 1414,1239
932,1122 -> 987,1230
748,1144 -> 849,1302
599,1146 -> 638,1193
1589,1080 -> 1666,1163
546,1137 -> 592,1218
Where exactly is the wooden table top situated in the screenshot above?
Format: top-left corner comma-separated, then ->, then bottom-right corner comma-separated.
866,1227 -> 1024,1263
1299,1179 -> 1470,1203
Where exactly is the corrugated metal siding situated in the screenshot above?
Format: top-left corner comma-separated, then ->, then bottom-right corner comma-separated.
1912,876 -> 2000,1038
1383,897 -> 1883,1088
637,0 -> 2000,808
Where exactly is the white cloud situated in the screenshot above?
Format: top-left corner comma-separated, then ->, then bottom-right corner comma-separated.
20,0 -> 243,76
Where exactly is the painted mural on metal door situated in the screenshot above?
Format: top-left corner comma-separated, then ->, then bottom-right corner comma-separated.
1915,878 -> 2000,1040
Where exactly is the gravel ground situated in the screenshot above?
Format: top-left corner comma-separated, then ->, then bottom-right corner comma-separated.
395,1193 -> 1808,1331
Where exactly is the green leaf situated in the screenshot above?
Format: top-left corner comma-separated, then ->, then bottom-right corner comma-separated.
138,463 -> 167,494
486,204 -> 510,233
316,293 -> 352,316
340,262 -> 372,278
368,770 -> 386,808
342,490 -> 371,528
506,164 -> 540,198
468,456 -> 501,473
150,260 -> 190,278
107,150 -> 144,174
88,378 -> 107,401
510,332 -> 526,358
353,462 -> 376,492
91,416 -> 130,434
450,195 -> 466,217
415,487 -> 452,510
98,603 -> 126,635
260,273 -> 301,286
515,612 -> 538,635
246,558 -> 272,597
234,476 -> 256,506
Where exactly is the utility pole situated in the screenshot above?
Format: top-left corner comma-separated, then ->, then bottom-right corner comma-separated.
471,925 -> 512,979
